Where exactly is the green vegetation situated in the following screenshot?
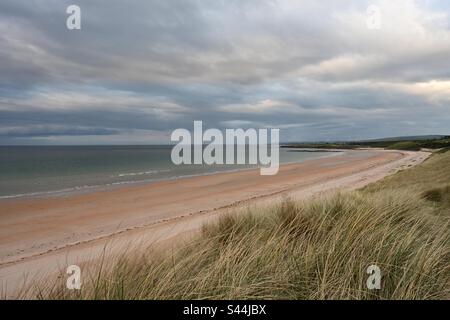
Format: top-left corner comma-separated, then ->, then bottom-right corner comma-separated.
386,141 -> 421,151
38,150 -> 450,300
285,135 -> 450,151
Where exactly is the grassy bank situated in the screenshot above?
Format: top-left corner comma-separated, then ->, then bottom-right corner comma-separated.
284,136 -> 450,151
38,151 -> 450,300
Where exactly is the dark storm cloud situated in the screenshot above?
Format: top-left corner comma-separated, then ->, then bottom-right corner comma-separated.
0,0 -> 449,144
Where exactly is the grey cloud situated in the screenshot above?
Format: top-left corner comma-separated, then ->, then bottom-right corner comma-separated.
0,0 -> 449,143
0,124 -> 120,137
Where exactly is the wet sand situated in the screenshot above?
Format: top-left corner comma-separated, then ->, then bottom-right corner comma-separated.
0,149 -> 430,297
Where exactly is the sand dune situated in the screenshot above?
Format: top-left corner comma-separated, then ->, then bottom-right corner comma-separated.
0,149 -> 430,298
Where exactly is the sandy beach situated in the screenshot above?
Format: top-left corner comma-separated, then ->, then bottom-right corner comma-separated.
0,149 -> 430,297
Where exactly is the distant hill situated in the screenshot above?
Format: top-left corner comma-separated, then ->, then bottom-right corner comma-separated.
283,135 -> 450,151
362,135 -> 450,142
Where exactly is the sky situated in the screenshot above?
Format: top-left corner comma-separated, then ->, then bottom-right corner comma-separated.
0,0 -> 449,145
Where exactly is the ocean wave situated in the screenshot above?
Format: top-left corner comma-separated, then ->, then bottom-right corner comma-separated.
0,185 -> 97,200
0,151 -> 343,200
0,170 -> 173,200
115,169 -> 170,177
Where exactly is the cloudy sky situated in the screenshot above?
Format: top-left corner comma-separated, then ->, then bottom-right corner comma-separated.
0,0 -> 449,145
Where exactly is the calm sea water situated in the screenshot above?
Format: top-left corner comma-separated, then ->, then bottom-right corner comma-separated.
0,145 -> 339,199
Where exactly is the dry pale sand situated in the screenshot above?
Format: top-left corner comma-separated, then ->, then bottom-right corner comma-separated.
0,149 -> 430,298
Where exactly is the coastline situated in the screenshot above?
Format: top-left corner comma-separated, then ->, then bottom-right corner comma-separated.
0,149 -> 430,297
0,148 -> 342,201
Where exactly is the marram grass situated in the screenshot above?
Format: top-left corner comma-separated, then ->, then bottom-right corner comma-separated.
36,151 -> 450,300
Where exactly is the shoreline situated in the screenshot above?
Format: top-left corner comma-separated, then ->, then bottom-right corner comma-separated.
0,149 -> 430,297
0,148 -> 343,201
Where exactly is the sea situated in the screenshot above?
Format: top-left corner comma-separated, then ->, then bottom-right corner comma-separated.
0,145 -> 340,199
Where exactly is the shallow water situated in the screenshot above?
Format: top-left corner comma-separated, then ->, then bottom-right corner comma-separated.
0,145 -> 340,199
